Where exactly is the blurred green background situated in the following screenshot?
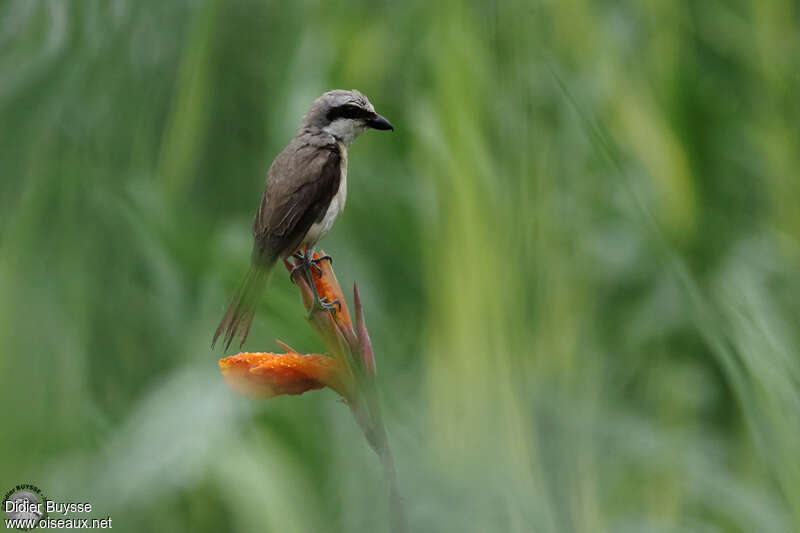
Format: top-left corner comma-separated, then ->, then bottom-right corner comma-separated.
2,1 -> 800,531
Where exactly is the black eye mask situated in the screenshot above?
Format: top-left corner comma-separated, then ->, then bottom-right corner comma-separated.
326,104 -> 373,122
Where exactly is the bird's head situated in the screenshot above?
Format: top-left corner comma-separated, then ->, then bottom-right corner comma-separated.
302,89 -> 393,145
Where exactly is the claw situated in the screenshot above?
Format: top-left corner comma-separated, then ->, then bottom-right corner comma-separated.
323,297 -> 341,312
309,253 -> 332,278
307,296 -> 341,318
310,254 -> 333,266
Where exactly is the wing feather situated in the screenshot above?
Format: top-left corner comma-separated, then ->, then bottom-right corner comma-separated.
252,141 -> 341,263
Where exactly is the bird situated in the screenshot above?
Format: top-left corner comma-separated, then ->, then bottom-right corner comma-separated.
213,89 -> 393,350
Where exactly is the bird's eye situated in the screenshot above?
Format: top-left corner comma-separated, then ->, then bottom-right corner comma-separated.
340,105 -> 362,119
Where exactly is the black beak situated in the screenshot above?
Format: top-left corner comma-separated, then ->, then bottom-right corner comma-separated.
368,113 -> 394,131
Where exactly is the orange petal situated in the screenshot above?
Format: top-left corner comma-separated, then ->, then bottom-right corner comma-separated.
219,352 -> 345,399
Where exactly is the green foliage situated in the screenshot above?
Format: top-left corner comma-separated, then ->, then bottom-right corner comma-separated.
1,1 -> 799,531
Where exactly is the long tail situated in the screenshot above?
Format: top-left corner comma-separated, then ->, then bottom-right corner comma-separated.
213,262 -> 274,350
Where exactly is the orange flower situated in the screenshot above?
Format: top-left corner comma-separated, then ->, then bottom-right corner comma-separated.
219,351 -> 354,401
222,250 -> 375,404
218,250 -> 405,530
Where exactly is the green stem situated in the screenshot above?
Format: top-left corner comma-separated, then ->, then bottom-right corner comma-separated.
349,395 -> 408,533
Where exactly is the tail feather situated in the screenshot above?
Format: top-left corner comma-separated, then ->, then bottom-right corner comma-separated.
213,264 -> 273,350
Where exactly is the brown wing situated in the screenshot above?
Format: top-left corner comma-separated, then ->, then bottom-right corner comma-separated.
251,141 -> 341,264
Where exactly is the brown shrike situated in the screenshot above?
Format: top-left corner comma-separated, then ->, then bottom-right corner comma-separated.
213,89 -> 393,350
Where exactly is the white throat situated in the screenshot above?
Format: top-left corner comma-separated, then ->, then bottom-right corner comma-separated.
323,119 -> 365,146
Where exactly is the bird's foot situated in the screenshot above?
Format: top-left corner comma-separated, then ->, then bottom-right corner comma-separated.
310,254 -> 332,266
291,250 -> 330,277
289,262 -> 305,277
292,249 -> 339,317
290,252 -> 319,277
307,296 -> 341,317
